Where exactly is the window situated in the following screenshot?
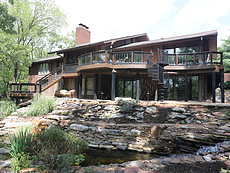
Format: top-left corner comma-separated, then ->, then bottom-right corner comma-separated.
39,63 -> 49,75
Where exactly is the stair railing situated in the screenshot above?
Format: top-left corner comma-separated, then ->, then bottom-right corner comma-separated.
36,65 -> 63,88
146,54 -> 159,80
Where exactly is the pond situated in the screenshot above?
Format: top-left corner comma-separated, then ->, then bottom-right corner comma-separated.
80,148 -> 170,166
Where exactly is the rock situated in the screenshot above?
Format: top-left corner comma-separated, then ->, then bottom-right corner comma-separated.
185,117 -> 194,124
150,125 -> 167,137
170,158 -> 181,164
203,154 -> 213,162
145,106 -> 157,114
106,129 -> 122,135
194,156 -> 205,162
127,116 -> 136,120
0,159 -> 11,168
99,144 -> 114,149
45,115 -> 70,120
183,112 -> 192,116
109,113 -> 124,119
136,112 -> 144,118
70,104 -> 81,109
171,107 -> 186,113
128,129 -> 141,137
220,145 -> 230,151
0,148 -> 10,155
168,112 -> 187,119
69,124 -> 89,131
135,107 -> 145,111
116,145 -> 128,150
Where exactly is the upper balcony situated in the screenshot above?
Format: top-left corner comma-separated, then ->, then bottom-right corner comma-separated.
61,50 -> 224,74
76,51 -> 151,72
159,51 -> 223,71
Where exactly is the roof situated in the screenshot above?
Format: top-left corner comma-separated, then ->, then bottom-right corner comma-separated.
34,30 -> 217,63
48,33 -> 149,54
32,55 -> 62,63
114,30 -> 218,50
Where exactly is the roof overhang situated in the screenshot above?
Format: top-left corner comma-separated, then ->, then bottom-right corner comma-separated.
114,30 -> 218,50
48,33 -> 149,55
32,54 -> 63,63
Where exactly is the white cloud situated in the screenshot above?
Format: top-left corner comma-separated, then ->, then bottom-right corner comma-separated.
171,0 -> 230,35
55,0 -> 230,47
218,25 -> 230,46
55,0 -> 176,42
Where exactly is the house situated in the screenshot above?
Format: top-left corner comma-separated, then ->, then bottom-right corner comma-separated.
28,24 -> 224,103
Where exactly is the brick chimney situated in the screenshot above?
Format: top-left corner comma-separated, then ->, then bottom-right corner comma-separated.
76,23 -> 91,45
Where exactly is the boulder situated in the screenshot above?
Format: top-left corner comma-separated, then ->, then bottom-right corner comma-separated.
145,106 -> 157,114
171,107 -> 186,113
168,112 -> 187,119
69,124 -> 89,131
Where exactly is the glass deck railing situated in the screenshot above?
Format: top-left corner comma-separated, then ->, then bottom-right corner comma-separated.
78,51 -> 151,66
161,51 -> 223,66
63,64 -> 78,73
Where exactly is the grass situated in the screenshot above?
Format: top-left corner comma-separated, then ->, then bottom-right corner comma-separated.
0,99 -> 18,119
26,94 -> 55,116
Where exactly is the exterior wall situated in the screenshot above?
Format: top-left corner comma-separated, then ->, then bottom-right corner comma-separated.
208,36 -> 217,52
42,81 -> 60,96
224,73 -> 230,82
29,63 -> 39,83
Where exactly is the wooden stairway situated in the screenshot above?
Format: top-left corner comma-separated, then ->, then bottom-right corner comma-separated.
37,65 -> 63,92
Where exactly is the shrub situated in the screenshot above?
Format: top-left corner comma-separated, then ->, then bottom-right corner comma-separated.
0,100 -> 18,118
9,125 -> 88,171
117,99 -> 139,113
32,126 -> 88,169
27,94 -> 55,116
9,125 -> 33,172
225,81 -> 230,89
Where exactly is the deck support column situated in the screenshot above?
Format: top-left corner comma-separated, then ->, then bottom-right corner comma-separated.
111,70 -> 116,101
198,74 -> 205,102
61,77 -> 64,89
94,73 -> 98,100
78,75 -> 82,99
136,73 -> 140,101
212,71 -> 216,103
185,73 -> 188,102
220,69 -> 225,103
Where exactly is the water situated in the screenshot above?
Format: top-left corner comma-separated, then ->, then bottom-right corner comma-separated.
81,140 -> 230,166
196,140 -> 230,155
80,148 -> 162,166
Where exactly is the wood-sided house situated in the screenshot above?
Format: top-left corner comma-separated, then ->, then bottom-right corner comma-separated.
28,24 -> 224,103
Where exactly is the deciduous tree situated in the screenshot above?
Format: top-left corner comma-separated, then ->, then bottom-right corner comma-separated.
218,35 -> 230,72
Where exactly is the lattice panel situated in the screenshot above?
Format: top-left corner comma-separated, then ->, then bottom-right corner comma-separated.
140,74 -> 158,100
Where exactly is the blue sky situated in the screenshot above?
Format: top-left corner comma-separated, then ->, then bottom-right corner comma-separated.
55,0 -> 230,47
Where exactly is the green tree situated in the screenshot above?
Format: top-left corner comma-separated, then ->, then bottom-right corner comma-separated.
0,0 -> 16,34
218,35 -> 230,72
0,0 -> 72,97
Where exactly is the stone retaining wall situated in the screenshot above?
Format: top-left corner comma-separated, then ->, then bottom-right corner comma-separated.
69,123 -> 155,152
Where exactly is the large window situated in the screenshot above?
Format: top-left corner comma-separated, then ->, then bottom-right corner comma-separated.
117,78 -> 137,98
39,63 -> 49,75
82,77 -> 94,99
168,75 -> 198,100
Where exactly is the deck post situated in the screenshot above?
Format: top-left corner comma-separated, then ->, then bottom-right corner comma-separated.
220,69 -> 225,103
212,71 -> 216,103
61,77 -> 64,89
185,73 -> 188,102
136,72 -> 140,101
78,75 -> 82,99
111,69 -> 116,101
94,73 -> 97,100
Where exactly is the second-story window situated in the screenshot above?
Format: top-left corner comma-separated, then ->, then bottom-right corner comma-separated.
39,63 -> 49,75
